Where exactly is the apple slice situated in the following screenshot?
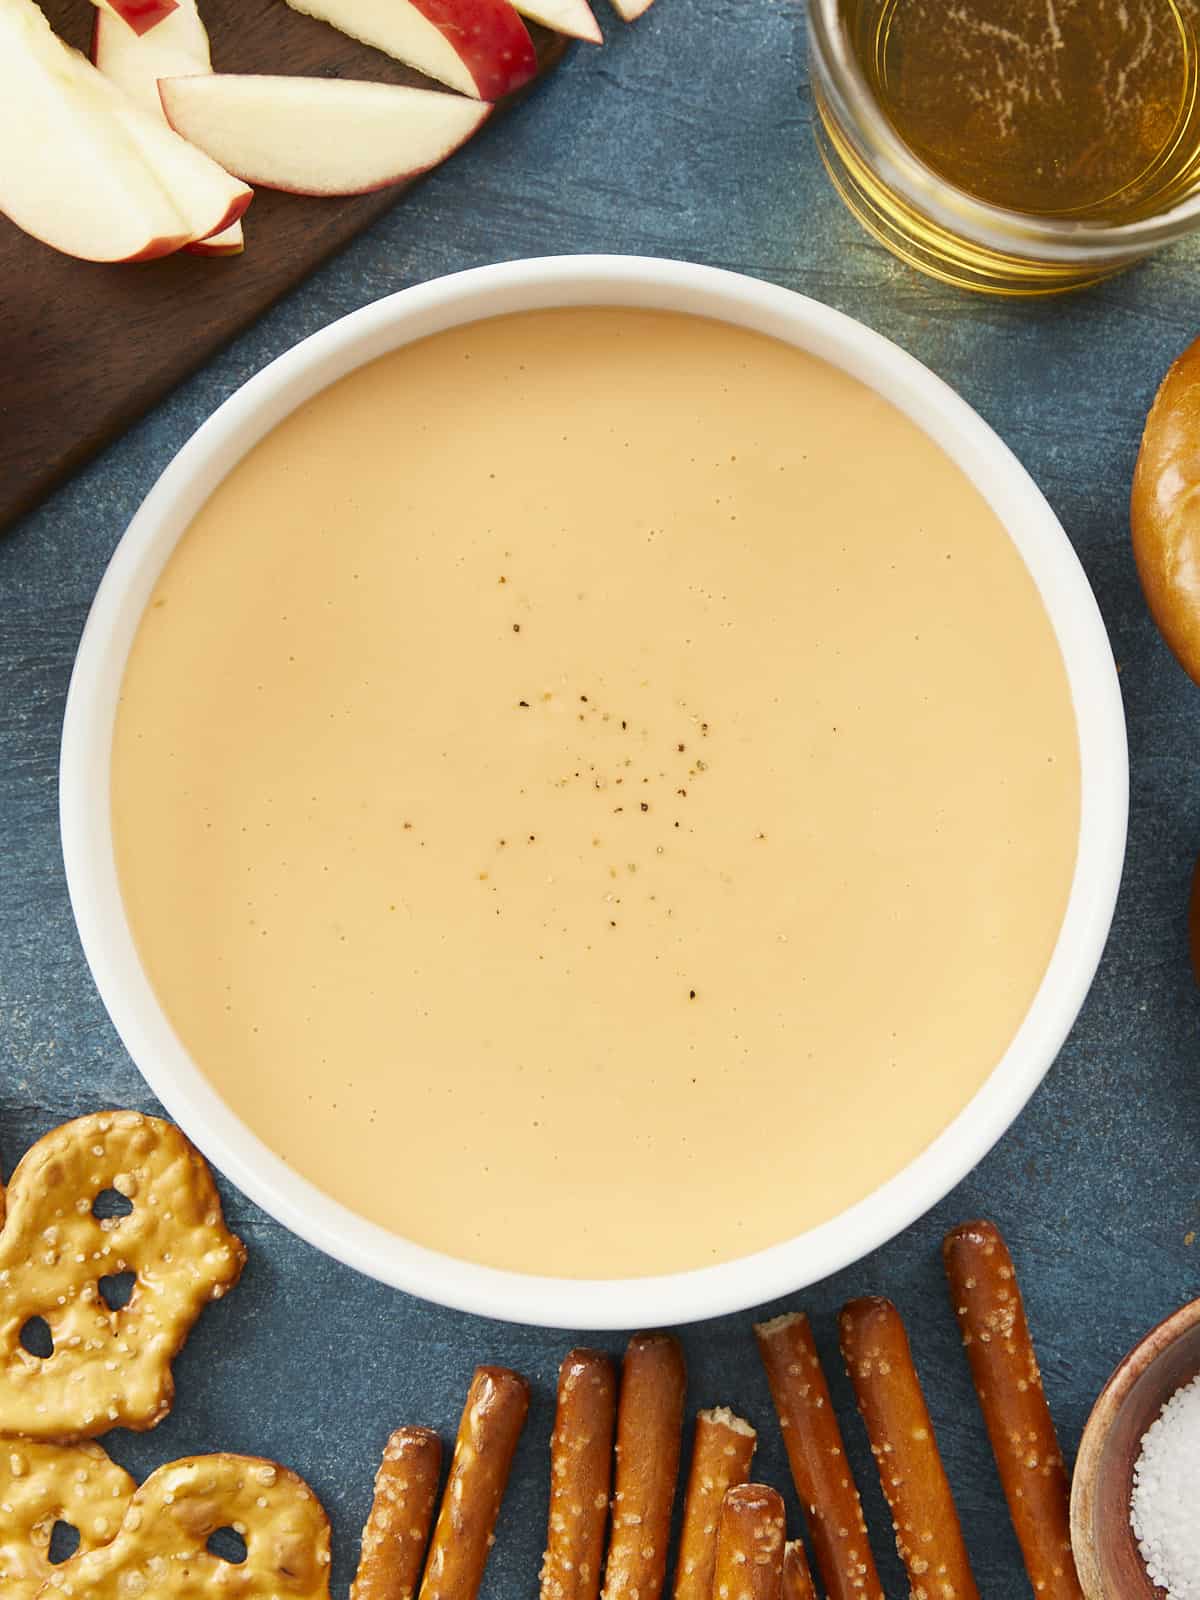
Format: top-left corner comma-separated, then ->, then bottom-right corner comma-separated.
281,0 -> 536,100
0,0 -> 250,262
185,221 -> 244,256
92,0 -> 244,255
608,0 -> 654,17
92,0 -> 178,40
160,74 -> 491,196
510,0 -> 600,43
92,0 -> 211,113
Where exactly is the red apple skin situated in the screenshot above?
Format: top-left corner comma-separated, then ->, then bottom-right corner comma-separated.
107,0 -> 180,37
415,0 -> 536,99
197,187 -> 253,234
121,230 -> 195,261
13,219 -> 191,263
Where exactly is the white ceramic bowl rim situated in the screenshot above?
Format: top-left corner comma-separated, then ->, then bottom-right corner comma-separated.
60,255 -> 1128,1329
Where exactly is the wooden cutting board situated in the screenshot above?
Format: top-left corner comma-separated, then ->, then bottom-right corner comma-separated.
0,0 -> 567,532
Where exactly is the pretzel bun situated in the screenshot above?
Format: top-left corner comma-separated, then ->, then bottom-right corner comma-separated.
1131,335 -> 1200,684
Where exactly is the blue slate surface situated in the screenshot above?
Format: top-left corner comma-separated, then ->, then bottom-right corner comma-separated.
2,1 -> 1200,1593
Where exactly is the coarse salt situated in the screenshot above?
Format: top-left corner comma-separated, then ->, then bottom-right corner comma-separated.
1130,1371 -> 1200,1599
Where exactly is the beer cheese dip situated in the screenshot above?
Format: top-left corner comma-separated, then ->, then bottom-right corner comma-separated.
111,308 -> 1080,1279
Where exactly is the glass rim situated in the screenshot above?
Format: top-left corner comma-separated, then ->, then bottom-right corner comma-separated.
807,0 -> 1200,263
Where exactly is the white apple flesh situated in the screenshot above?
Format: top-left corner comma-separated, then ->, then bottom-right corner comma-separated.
0,0 -> 250,262
510,0 -> 600,44
281,0 -> 536,100
92,0 -> 244,254
92,0 -> 212,113
159,74 -> 491,196
609,0 -> 654,17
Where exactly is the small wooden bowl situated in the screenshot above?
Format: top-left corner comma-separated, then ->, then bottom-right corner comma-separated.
1070,1296 -> 1200,1599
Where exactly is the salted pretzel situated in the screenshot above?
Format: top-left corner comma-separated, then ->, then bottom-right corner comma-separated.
943,1221 -> 1083,1600
0,1112 -> 246,1439
418,1366 -> 530,1600
352,1426 -> 443,1600
711,1484 -> 785,1600
38,1453 -> 332,1597
672,1407 -> 756,1600
541,1349 -> 617,1600
754,1312 -> 881,1600
839,1298 -> 979,1600
601,1332 -> 687,1600
0,1439 -> 134,1598
782,1541 -> 817,1600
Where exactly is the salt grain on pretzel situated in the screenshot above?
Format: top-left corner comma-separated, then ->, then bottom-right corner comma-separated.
839,1297 -> 979,1600
672,1407 -> 756,1600
601,1332 -> 687,1600
352,1426 -> 443,1600
781,1540 -> 817,1600
0,1111 -> 246,1440
40,1452 -> 332,1596
711,1484 -> 785,1600
0,1439 -> 134,1599
754,1312 -> 882,1600
418,1366 -> 530,1600
942,1221 -> 1083,1600
541,1349 -> 617,1600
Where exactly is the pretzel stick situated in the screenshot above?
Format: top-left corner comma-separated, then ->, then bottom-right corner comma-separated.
352,1426 -> 443,1600
782,1542 -> 817,1600
943,1221 -> 1083,1600
673,1407 -> 756,1600
754,1312 -> 882,1600
839,1298 -> 979,1600
711,1484 -> 785,1600
601,1332 -> 687,1600
418,1367 -> 529,1600
540,1349 -> 618,1600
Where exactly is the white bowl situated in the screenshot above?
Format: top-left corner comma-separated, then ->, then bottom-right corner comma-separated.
60,255 -> 1128,1329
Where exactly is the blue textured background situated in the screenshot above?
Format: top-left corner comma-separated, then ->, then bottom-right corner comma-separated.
3,2 -> 1199,1592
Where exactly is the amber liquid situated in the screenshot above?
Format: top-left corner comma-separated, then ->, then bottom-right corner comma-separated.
818,0 -> 1200,290
848,0 -> 1200,217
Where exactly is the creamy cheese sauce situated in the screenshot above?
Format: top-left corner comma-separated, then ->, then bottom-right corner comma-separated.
111,308 -> 1080,1278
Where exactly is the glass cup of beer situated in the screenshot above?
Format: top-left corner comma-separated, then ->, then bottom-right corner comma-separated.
808,0 -> 1200,294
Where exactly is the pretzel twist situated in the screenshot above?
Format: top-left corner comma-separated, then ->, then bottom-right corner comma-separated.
602,1333 -> 687,1600
541,1349 -> 617,1600
0,1439 -> 134,1598
352,1426 -> 443,1600
712,1484 -> 785,1600
839,1298 -> 979,1600
754,1312 -> 882,1600
943,1222 -> 1082,1600
672,1407 -> 756,1600
418,1366 -> 530,1600
0,1112 -> 245,1439
38,1453 -> 333,1597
